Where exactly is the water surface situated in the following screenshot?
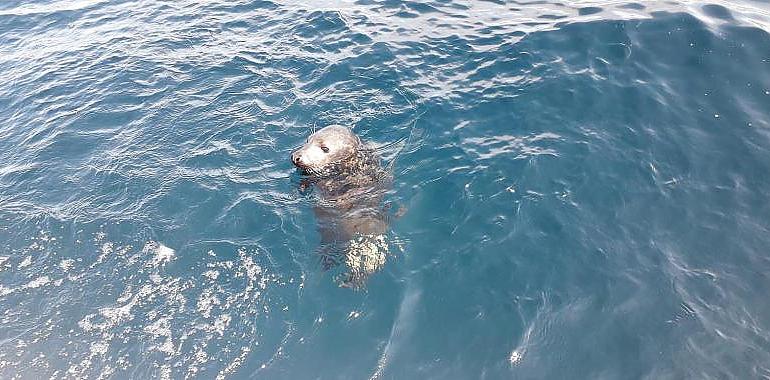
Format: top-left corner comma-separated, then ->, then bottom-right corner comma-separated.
1,0 -> 770,378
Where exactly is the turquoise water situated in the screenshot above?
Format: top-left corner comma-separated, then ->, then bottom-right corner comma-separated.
2,0 -> 770,378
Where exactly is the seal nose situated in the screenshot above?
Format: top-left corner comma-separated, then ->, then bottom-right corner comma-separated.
292,152 -> 302,166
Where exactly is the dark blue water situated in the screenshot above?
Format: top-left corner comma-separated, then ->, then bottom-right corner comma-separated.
2,0 -> 770,378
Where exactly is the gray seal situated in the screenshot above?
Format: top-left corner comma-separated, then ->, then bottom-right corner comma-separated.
292,125 -> 395,287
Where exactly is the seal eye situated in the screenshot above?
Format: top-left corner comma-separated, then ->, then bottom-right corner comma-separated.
320,146 -> 330,153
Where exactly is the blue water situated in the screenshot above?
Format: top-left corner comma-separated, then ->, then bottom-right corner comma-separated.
2,0 -> 770,378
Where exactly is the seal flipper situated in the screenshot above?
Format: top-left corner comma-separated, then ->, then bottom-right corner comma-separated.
318,244 -> 342,271
382,202 -> 408,222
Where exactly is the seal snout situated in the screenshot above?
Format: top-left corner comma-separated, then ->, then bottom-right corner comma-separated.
291,151 -> 304,167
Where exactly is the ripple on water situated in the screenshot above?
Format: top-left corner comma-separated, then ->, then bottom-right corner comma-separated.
1,0 -> 770,378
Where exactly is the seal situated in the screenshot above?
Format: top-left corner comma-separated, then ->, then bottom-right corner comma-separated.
292,125 -> 394,287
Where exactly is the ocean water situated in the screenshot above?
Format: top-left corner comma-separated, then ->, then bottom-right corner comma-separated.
2,0 -> 770,378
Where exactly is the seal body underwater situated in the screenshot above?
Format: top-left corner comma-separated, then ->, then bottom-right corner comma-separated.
291,125 -> 394,287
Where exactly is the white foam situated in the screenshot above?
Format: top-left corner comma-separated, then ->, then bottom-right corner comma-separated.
24,276 -> 50,289
55,240 -> 283,378
238,248 -> 263,280
216,346 -> 251,380
18,256 -> 32,268
143,241 -> 176,267
90,341 -> 108,356
0,285 -> 13,297
212,314 -> 231,336
509,350 -> 523,365
59,259 -> 75,272
196,289 -> 220,319
202,270 -> 220,280
144,317 -> 175,355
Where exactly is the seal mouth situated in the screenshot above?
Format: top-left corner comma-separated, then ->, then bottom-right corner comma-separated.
291,151 -> 313,173
292,160 -> 309,171
296,163 -> 349,179
293,161 -> 325,177
292,153 -> 341,177
298,166 -> 332,177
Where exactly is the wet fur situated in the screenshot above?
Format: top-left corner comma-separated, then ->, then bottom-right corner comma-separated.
294,129 -> 393,284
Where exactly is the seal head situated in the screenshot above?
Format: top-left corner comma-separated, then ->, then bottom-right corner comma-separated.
291,125 -> 361,177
